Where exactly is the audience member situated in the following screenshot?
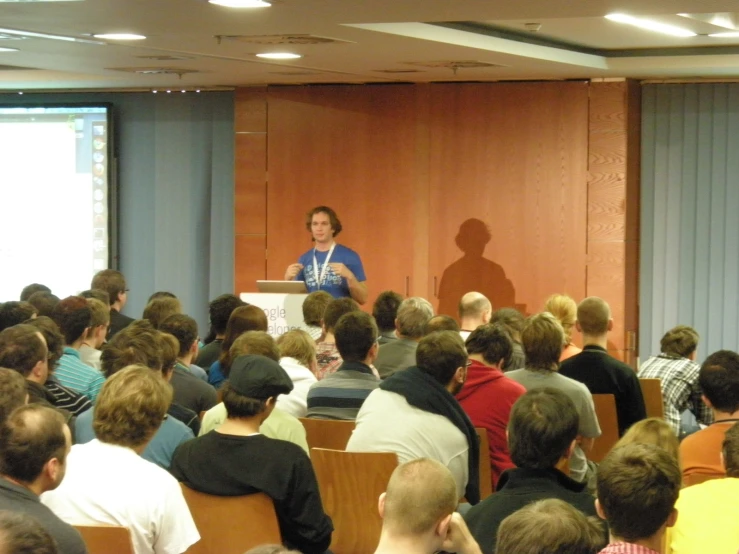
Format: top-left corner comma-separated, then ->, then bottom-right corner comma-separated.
26,318 -> 91,417
315,297 -> 361,380
348,331 -> 479,503
374,297 -> 434,379
27,292 -> 60,318
560,297 -> 646,435
50,297 -> 105,402
159,333 -> 200,435
373,291 -> 403,345
77,298 -> 109,371
0,368 -> 27,424
301,290 -> 332,341
42,365 -> 200,554
78,289 -> 109,305
307,312 -> 380,420
90,269 -> 133,337
20,283 -> 51,302
0,405 -> 87,554
171,355 -> 333,554
147,291 -> 177,303
669,423 -> 739,553
208,305 -> 268,388
160,314 -> 217,414
0,510 -> 60,554
507,312 -> 601,485
490,308 -> 525,370
545,293 -> 582,361
456,323 -> 525,488
458,292 -> 492,341
374,459 -> 483,554
596,443 -> 680,554
680,349 -> 739,481
615,418 -> 680,464
199,332 -> 309,453
0,301 -> 37,332
424,315 -> 461,335
275,329 -> 318,418
465,388 -> 605,553
496,499 -> 604,554
196,293 -> 245,369
639,325 -> 712,437
142,296 -> 182,329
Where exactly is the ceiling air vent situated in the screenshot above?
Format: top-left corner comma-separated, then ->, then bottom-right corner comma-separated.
402,60 -> 506,69
269,70 -> 320,76
106,67 -> 203,76
136,55 -> 194,61
215,34 -> 352,45
374,69 -> 425,74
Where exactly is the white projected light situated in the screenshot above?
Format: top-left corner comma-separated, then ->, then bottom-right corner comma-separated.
0,106 -> 112,300
604,13 -> 697,37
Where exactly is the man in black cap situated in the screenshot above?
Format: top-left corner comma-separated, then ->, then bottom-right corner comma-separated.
169,354 -> 333,554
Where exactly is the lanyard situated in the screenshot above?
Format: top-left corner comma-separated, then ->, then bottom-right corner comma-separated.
312,243 -> 336,289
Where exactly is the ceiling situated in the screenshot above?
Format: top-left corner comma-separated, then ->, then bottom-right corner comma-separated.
2,0 -> 739,91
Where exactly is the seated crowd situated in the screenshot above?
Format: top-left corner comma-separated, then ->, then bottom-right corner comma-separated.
0,273 -> 737,554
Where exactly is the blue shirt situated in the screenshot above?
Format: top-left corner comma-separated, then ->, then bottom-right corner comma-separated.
208,360 -> 226,389
54,347 -> 106,403
296,244 -> 366,298
75,407 -> 194,469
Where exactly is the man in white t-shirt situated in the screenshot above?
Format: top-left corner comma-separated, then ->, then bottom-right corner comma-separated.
42,365 -> 200,554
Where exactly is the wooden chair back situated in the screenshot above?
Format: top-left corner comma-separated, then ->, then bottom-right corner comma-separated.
639,378 -> 665,419
683,473 -> 724,487
74,525 -> 134,554
590,394 -> 620,463
311,448 -> 398,554
475,427 -> 493,499
299,418 -> 356,451
180,484 -> 281,554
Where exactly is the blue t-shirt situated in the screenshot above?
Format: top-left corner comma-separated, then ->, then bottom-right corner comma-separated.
296,244 -> 366,298
75,407 -> 193,469
208,360 -> 226,389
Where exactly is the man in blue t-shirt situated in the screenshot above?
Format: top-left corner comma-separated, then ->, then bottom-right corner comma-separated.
284,206 -> 368,304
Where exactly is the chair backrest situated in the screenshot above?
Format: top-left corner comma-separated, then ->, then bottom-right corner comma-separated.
311,448 -> 398,554
180,484 -> 281,554
639,378 -> 665,419
590,394 -> 620,463
683,473 -> 725,487
300,418 -> 356,451
475,427 -> 493,500
74,525 -> 134,554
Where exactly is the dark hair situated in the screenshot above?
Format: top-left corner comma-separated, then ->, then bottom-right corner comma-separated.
78,289 -> 110,305
416,331 -> 467,386
0,324 -> 46,377
699,350 -> 739,414
660,325 -> 699,358
0,510 -> 59,554
91,269 -> 127,306
597,443 -> 681,542
491,308 -> 525,342
372,291 -> 404,333
219,306 -> 269,369
147,291 -> 177,303
305,206 -> 342,238
25,317 -> 64,373
100,322 -> 163,378
27,292 -> 60,318
465,323 -> 513,366
208,294 -> 246,336
323,297 -> 360,333
51,297 -> 91,345
0,405 -> 67,483
0,302 -> 38,332
723,423 -> 739,477
302,291 -> 333,327
20,283 -> 51,302
424,315 -> 461,335
160,314 -> 199,358
334,312 -> 378,362
222,383 -> 268,418
0,369 -> 28,425
508,388 -> 579,469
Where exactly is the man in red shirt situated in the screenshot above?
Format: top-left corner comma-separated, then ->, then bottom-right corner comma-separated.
456,323 -> 525,488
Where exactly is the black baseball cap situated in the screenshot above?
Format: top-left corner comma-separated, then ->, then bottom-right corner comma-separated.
229,354 -> 294,399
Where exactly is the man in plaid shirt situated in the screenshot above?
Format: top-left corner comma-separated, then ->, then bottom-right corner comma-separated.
638,325 -> 713,436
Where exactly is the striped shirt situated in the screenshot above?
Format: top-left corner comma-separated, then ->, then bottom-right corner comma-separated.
54,347 -> 106,403
306,361 -> 380,420
44,379 -> 92,416
599,543 -> 660,554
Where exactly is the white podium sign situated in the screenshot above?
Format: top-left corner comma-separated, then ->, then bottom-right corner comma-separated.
240,292 -> 308,337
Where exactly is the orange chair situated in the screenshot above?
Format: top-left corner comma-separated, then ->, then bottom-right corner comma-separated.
590,394 -> 620,463
311,448 -> 398,554
475,427 -> 493,499
639,378 -> 665,419
299,418 -> 356,451
180,484 -> 282,554
74,525 -> 134,554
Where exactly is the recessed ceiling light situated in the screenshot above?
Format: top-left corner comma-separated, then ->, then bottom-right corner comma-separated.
209,0 -> 271,6
256,52 -> 301,60
93,33 -> 146,41
709,31 -> 739,38
0,47 -> 18,52
604,13 -> 697,37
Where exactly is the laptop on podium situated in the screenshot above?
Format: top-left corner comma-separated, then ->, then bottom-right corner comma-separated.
256,280 -> 308,294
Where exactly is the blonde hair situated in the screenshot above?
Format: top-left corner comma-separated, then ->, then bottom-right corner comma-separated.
158,332 -> 179,373
276,329 -> 316,369
86,298 -> 110,328
142,297 -> 182,329
615,418 -> 680,466
544,294 -> 577,344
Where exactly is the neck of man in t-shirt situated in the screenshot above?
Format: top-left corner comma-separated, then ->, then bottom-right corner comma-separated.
314,238 -> 335,252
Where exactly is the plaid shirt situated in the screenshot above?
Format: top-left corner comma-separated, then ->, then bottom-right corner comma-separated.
638,354 -> 713,435
599,542 -> 661,554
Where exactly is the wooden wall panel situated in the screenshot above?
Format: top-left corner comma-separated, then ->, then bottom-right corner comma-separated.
235,235 -> 266,294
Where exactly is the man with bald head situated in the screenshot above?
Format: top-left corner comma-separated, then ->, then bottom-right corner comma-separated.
559,297 -> 646,435
458,293 -> 492,341
374,458 -> 483,554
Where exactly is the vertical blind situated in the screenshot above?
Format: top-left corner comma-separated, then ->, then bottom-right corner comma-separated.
641,83 -> 739,360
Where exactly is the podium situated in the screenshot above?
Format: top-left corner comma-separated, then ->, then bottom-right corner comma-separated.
240,292 -> 308,337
